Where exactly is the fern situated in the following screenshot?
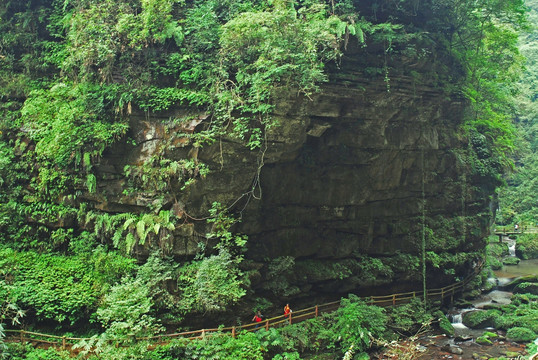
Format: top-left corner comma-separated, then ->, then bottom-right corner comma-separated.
136,219 -> 147,242
124,233 -> 136,254
83,152 -> 91,171
108,211 -> 177,254
86,174 -> 97,193
354,24 -> 364,43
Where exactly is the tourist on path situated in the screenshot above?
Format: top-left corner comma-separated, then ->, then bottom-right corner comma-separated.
283,303 -> 292,316
252,311 -> 263,329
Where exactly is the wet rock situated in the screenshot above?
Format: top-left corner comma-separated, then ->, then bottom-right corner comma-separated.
462,309 -> 499,329
441,344 -> 464,355
502,257 -> 520,266
454,334 -> 473,342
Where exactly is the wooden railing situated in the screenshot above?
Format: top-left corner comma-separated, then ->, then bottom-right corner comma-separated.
494,226 -> 538,235
5,262 -> 483,350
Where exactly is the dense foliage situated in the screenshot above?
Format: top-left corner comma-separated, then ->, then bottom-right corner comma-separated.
0,0 -> 529,357
496,0 -> 538,226
5,296 -> 442,360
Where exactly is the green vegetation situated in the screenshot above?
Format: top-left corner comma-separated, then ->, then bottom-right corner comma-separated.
475,331 -> 497,345
462,309 -> 500,329
506,327 -> 537,342
496,0 -> 538,225
0,0 -> 532,357
515,233 -> 538,259
5,296 -> 448,360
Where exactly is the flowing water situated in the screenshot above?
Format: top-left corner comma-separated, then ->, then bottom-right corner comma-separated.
412,239 -> 538,359
375,238 -> 538,359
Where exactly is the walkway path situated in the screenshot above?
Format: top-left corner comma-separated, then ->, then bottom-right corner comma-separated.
5,263 -> 484,352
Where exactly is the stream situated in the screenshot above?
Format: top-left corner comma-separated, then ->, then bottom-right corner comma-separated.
380,239 -> 537,359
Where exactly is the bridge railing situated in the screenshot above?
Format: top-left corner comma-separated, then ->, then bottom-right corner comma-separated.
4,262 -> 482,349
494,226 -> 538,234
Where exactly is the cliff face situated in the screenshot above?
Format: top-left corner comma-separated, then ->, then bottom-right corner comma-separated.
90,44 -> 489,303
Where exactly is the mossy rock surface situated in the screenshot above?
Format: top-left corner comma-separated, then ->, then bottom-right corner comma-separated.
506,327 -> 537,342
486,255 -> 503,270
502,257 -> 520,265
505,275 -> 538,290
515,234 -> 538,260
462,309 -> 500,329
513,282 -> 538,295
438,315 -> 455,336
475,336 -> 492,345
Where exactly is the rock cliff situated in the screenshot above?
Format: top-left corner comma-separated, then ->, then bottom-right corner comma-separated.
89,41 -> 489,305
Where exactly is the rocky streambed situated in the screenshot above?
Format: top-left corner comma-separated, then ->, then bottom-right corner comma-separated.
376,257 -> 538,359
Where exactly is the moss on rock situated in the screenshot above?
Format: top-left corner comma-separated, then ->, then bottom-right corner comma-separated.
462,309 -> 500,329
502,257 -> 520,265
506,327 -> 537,342
513,282 -> 538,295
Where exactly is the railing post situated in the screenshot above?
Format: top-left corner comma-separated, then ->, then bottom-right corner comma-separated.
315,305 -> 319,318
62,336 -> 66,350
413,291 -> 416,298
441,288 -> 444,299
20,330 -> 25,344
265,319 -> 269,330
392,294 -> 396,306
288,313 -> 292,325
202,329 -> 205,339
232,327 -> 236,338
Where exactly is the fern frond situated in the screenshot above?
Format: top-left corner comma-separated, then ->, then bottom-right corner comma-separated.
125,233 -> 136,254
136,219 -> 146,241
123,217 -> 136,230
355,25 -> 364,43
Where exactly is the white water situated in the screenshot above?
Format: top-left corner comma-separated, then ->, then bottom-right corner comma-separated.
507,239 -> 516,257
445,237 -> 538,339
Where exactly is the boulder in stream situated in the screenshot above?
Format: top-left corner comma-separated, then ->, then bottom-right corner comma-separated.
462,309 -> 500,329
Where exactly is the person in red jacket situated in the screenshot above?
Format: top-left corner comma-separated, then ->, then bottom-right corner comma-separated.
283,303 -> 292,316
252,311 -> 263,328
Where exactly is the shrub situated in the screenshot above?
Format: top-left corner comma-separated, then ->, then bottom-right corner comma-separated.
320,295 -> 387,355
6,344 -> 71,360
0,246 -> 135,326
387,298 -> 433,335
168,332 -> 265,360
177,249 -> 247,314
